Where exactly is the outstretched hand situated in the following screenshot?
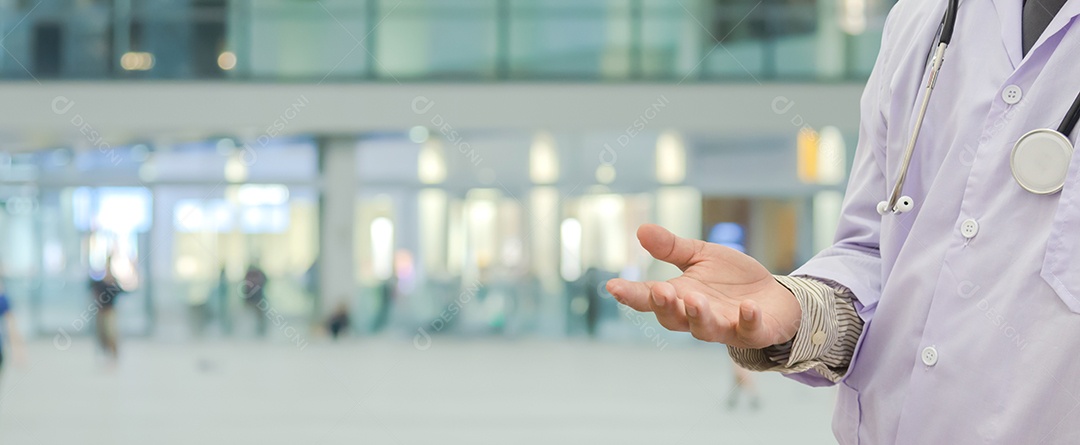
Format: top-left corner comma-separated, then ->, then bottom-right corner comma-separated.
606,224 -> 802,349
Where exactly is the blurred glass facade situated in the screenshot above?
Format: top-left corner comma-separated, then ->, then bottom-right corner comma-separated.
0,0 -> 891,81
0,0 -> 874,343
0,3 -> 885,443
0,127 -> 848,341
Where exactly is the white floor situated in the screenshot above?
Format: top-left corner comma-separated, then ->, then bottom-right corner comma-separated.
0,337 -> 837,444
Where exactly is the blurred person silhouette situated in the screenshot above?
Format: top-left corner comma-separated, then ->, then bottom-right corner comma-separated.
726,363 -> 760,410
0,278 -> 27,380
371,275 -> 396,333
214,266 -> 232,335
583,267 -> 618,337
89,259 -> 123,363
326,300 -> 351,340
303,260 -> 319,301
242,263 -> 268,337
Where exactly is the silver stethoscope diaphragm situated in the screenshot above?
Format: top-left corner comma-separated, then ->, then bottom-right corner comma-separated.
1011,129 -> 1074,195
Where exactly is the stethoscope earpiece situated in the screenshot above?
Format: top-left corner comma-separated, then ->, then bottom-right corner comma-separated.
877,196 -> 915,215
877,201 -> 890,216
896,196 -> 914,213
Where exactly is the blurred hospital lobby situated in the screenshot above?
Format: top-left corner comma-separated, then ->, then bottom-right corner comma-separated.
0,0 -> 885,443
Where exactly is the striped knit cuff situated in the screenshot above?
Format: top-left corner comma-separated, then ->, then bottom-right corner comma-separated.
774,275 -> 840,367
727,344 -> 778,373
728,275 -> 864,383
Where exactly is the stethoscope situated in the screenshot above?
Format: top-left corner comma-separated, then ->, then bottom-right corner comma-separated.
878,0 -> 1080,215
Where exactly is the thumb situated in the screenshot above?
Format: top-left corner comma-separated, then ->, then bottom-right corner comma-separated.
734,300 -> 772,349
636,224 -> 701,271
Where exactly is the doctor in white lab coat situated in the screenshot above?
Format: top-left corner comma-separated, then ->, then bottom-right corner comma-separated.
608,0 -> 1080,442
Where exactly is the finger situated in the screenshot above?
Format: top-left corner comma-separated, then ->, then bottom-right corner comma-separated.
606,278 -> 654,312
734,300 -> 772,349
637,224 -> 703,271
683,293 -> 724,342
649,281 -> 689,331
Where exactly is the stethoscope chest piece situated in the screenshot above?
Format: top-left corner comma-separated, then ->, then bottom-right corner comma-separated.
1011,128 -> 1074,195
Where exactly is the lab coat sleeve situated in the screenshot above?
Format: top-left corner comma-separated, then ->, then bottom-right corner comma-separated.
777,5 -> 903,387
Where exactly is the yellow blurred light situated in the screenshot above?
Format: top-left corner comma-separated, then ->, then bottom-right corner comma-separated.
595,164 -> 616,184
370,217 -> 395,281
225,154 -> 249,183
175,256 -> 199,278
119,53 -> 138,70
418,139 -> 447,184
217,51 -> 237,70
840,0 -> 868,35
817,126 -> 847,185
120,52 -> 155,71
529,132 -> 559,184
656,131 -> 686,185
797,127 -> 821,184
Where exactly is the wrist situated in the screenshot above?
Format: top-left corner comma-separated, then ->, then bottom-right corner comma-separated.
775,278 -> 802,345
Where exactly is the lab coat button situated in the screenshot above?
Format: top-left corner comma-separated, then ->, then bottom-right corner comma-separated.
1002,85 -> 1023,105
921,346 -> 938,366
811,331 -> 827,346
960,219 -> 979,239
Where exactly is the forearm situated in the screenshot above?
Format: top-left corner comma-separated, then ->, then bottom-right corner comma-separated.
728,275 -> 864,383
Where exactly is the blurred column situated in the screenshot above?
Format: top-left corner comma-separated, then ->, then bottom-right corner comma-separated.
318,137 -> 357,316
149,144 -> 178,334
652,187 -> 701,281
528,133 -> 563,334
806,126 -> 848,262
529,186 -> 561,333
418,137 -> 448,278
650,131 -> 700,281
816,0 -> 846,78
418,188 -> 447,276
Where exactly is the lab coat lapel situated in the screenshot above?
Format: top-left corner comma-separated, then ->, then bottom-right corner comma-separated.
1024,0 -> 1080,59
990,0 -> 1025,68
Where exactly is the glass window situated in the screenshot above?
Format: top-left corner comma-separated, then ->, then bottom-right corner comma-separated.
243,0 -> 370,80
509,0 -> 632,79
375,0 -> 498,79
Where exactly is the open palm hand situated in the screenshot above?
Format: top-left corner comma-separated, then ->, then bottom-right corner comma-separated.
606,224 -> 802,349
